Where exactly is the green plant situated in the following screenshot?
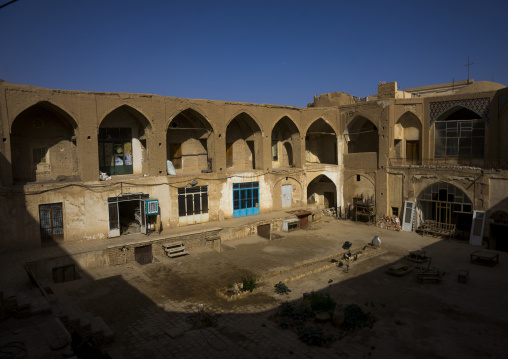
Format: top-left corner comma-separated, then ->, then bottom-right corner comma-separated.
278,301 -> 295,317
309,292 -> 336,313
297,325 -> 330,346
274,281 -> 292,295
342,304 -> 376,331
276,316 -> 293,329
242,276 -> 257,292
292,305 -> 311,326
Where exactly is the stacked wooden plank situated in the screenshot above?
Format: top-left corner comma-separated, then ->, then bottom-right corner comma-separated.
376,215 -> 402,231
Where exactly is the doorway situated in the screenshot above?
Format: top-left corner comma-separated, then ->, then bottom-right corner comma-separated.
491,224 -> 508,252
324,192 -> 335,208
406,140 -> 419,163
282,184 -> 292,208
119,200 -> 141,235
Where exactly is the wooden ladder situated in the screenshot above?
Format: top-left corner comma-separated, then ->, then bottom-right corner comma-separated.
163,241 -> 189,258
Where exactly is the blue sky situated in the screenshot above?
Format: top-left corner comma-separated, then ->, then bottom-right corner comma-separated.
1,0 -> 507,107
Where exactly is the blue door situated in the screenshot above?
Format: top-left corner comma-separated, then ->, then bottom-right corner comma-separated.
233,182 -> 260,218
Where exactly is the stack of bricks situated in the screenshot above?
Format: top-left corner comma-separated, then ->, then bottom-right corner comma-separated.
376,215 -> 402,231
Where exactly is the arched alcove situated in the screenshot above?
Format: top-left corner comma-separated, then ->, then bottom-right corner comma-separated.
98,105 -> 151,176
305,119 -> 337,165
271,116 -> 300,168
434,107 -> 485,162
226,113 -> 262,170
11,102 -> 78,183
417,182 -> 473,232
394,112 -> 422,164
345,116 -> 378,154
307,174 -> 336,208
167,108 -> 213,173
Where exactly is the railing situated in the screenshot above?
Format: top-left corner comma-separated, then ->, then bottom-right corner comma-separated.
389,158 -> 508,170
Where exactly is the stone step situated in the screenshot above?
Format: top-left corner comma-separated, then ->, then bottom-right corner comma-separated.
167,250 -> 189,258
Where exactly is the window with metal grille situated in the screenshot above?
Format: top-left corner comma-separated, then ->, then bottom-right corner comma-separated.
39,203 -> 63,238
434,109 -> 485,159
177,186 -> 208,217
146,200 -> 159,215
98,127 -> 133,175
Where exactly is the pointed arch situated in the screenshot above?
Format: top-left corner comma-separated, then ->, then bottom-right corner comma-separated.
499,102 -> 508,159
345,115 -> 378,154
394,111 -> 422,163
416,181 -> 473,232
10,102 -> 79,183
167,108 -> 214,173
307,174 -> 337,208
434,106 -> 485,161
226,112 -> 263,170
305,118 -> 337,165
98,105 -> 151,176
271,116 -> 301,168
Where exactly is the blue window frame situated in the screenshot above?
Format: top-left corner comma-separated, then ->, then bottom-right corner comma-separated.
233,182 -> 260,218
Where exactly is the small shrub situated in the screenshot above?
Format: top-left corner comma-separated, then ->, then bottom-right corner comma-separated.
342,304 -> 376,331
309,292 -> 336,313
297,325 -> 329,346
242,276 -> 257,292
276,316 -> 293,329
278,301 -> 295,317
292,305 -> 311,326
274,281 -> 292,295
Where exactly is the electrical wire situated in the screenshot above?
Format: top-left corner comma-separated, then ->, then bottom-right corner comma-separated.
1,166 -> 339,196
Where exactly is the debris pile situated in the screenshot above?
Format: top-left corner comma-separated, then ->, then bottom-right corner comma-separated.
376,215 -> 401,231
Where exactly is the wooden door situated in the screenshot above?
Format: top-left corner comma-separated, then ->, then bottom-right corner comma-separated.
135,245 -> 153,265
282,184 -> 292,208
406,141 -> 419,163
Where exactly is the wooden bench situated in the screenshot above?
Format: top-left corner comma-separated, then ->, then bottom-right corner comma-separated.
420,221 -> 456,239
162,241 -> 189,258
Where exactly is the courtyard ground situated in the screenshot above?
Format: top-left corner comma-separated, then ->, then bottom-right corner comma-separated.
1,217 -> 507,358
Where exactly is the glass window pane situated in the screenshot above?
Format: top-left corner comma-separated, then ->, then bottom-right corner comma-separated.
193,193 -> 201,215
446,138 -> 458,156
446,121 -> 458,137
253,188 -> 259,207
178,195 -> 186,216
472,137 -> 484,158
186,195 -> 193,216
233,190 -> 240,210
241,190 -> 248,209
202,192 -> 209,214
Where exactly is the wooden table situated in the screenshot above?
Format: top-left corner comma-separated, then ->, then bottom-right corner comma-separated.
470,250 -> 499,267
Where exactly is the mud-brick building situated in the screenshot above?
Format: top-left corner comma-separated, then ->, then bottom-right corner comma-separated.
1,79 -> 507,252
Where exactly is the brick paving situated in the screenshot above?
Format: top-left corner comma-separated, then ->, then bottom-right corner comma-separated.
2,213 -> 508,358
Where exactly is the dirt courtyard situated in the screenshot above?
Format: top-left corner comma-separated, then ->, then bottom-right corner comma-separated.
5,219 -> 508,358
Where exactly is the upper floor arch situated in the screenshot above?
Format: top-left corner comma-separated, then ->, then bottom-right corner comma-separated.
166,108 -> 214,173
10,101 -> 78,133
271,116 -> 301,168
434,106 -> 485,160
98,105 -> 152,176
394,111 -> 422,162
225,112 -> 263,170
345,115 -> 379,154
305,118 -> 337,165
10,102 -> 79,183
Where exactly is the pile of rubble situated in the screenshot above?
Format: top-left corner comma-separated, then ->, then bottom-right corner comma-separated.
376,215 -> 402,231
